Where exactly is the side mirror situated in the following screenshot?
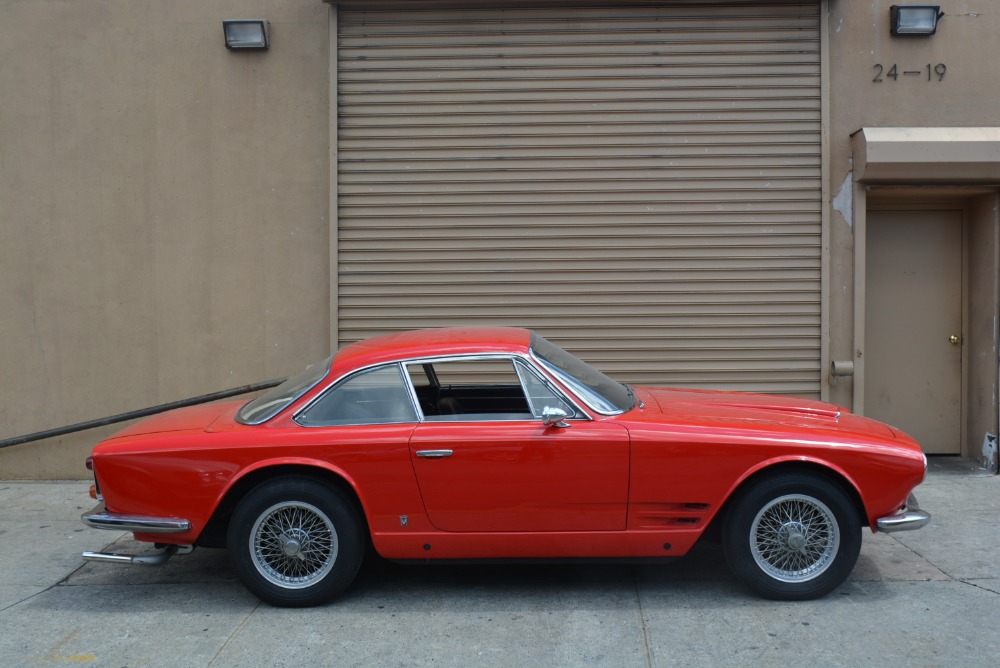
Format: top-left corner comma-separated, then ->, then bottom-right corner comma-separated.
542,406 -> 570,428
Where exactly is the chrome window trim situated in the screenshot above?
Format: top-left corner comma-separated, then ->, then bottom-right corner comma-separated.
292,362 -> 421,428
400,353 -> 592,424
531,352 -> 627,416
512,357 -> 586,420
401,362 -> 425,421
288,352 -> 594,428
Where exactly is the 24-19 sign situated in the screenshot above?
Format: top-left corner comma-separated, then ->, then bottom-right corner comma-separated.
873,63 -> 947,82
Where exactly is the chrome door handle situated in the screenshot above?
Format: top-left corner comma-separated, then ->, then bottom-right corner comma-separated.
415,449 -> 453,459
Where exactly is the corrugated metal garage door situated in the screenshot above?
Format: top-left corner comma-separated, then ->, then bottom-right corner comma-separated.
337,1 -> 821,396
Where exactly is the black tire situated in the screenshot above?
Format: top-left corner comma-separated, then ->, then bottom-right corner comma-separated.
227,477 -> 364,607
722,472 -> 861,601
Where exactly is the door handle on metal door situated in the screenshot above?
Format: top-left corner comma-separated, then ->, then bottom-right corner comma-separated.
415,449 -> 453,459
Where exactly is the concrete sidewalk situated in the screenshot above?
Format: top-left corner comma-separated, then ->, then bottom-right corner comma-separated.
1,458 -> 997,667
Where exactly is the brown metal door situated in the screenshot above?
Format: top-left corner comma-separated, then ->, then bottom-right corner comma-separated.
865,209 -> 963,454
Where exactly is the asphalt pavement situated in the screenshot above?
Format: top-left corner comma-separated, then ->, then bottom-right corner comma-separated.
1,457 -> 997,667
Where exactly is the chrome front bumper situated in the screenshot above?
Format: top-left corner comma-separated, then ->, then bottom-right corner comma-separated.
81,501 -> 191,534
876,494 -> 931,533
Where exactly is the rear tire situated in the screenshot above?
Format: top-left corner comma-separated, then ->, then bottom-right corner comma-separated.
228,477 -> 364,607
723,472 -> 861,600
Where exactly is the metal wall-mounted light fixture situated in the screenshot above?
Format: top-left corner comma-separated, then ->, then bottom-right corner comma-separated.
223,20 -> 270,50
890,6 -> 943,36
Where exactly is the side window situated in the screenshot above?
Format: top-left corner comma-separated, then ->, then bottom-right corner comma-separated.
405,357 -> 580,422
407,358 -> 533,421
296,364 -> 417,426
514,360 -> 578,419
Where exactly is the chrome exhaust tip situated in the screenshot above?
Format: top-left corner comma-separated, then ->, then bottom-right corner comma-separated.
82,544 -> 193,566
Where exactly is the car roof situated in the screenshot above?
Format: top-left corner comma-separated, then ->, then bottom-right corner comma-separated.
331,327 -> 533,373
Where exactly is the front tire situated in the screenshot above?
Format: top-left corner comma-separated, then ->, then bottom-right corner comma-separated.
228,477 -> 364,607
723,472 -> 861,600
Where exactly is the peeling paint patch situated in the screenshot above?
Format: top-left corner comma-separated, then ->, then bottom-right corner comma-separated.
833,172 -> 854,230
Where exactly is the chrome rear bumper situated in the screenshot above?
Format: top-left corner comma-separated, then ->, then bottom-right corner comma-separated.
81,501 -> 191,534
876,494 -> 931,533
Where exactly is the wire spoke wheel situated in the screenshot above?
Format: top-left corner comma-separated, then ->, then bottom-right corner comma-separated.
749,494 -> 839,583
229,478 -> 364,607
250,500 -> 339,589
723,473 -> 860,600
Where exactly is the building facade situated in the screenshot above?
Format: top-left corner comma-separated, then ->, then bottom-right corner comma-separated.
1,0 -> 997,478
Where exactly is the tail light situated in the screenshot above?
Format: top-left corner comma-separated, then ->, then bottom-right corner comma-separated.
85,456 -> 102,501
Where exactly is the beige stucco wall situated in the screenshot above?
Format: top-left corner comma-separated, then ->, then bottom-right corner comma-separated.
826,1 -> 1000,458
0,1 -> 331,478
4,0 -> 1000,476
967,194 -> 999,466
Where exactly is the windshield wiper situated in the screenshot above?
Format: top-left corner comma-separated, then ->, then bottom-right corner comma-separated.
623,384 -> 642,410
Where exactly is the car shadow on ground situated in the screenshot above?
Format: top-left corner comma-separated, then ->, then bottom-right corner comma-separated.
65,531 -> 915,613
351,540 -> 731,593
66,534 -> 744,602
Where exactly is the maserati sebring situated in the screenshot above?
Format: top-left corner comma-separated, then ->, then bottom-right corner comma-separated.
82,327 -> 929,606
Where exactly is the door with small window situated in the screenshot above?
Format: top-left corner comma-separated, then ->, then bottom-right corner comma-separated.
405,356 -> 629,532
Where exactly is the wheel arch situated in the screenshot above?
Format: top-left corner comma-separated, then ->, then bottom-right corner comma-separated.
702,460 -> 869,542
197,463 -> 370,548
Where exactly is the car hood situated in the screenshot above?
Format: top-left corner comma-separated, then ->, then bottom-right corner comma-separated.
106,400 -> 245,440
636,387 -> 897,439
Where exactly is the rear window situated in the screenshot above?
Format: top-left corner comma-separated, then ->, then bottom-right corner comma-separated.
236,357 -> 332,425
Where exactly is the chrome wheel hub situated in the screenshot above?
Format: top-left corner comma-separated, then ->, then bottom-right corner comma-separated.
249,501 -> 338,589
782,522 -> 808,551
280,534 -> 303,558
750,494 -> 840,583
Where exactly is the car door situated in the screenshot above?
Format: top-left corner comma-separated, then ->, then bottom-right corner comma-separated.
405,356 -> 629,532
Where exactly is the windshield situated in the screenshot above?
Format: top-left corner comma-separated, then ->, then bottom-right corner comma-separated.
236,356 -> 333,425
529,333 -> 635,415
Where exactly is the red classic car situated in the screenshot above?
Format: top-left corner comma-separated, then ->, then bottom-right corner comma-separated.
82,327 -> 929,607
